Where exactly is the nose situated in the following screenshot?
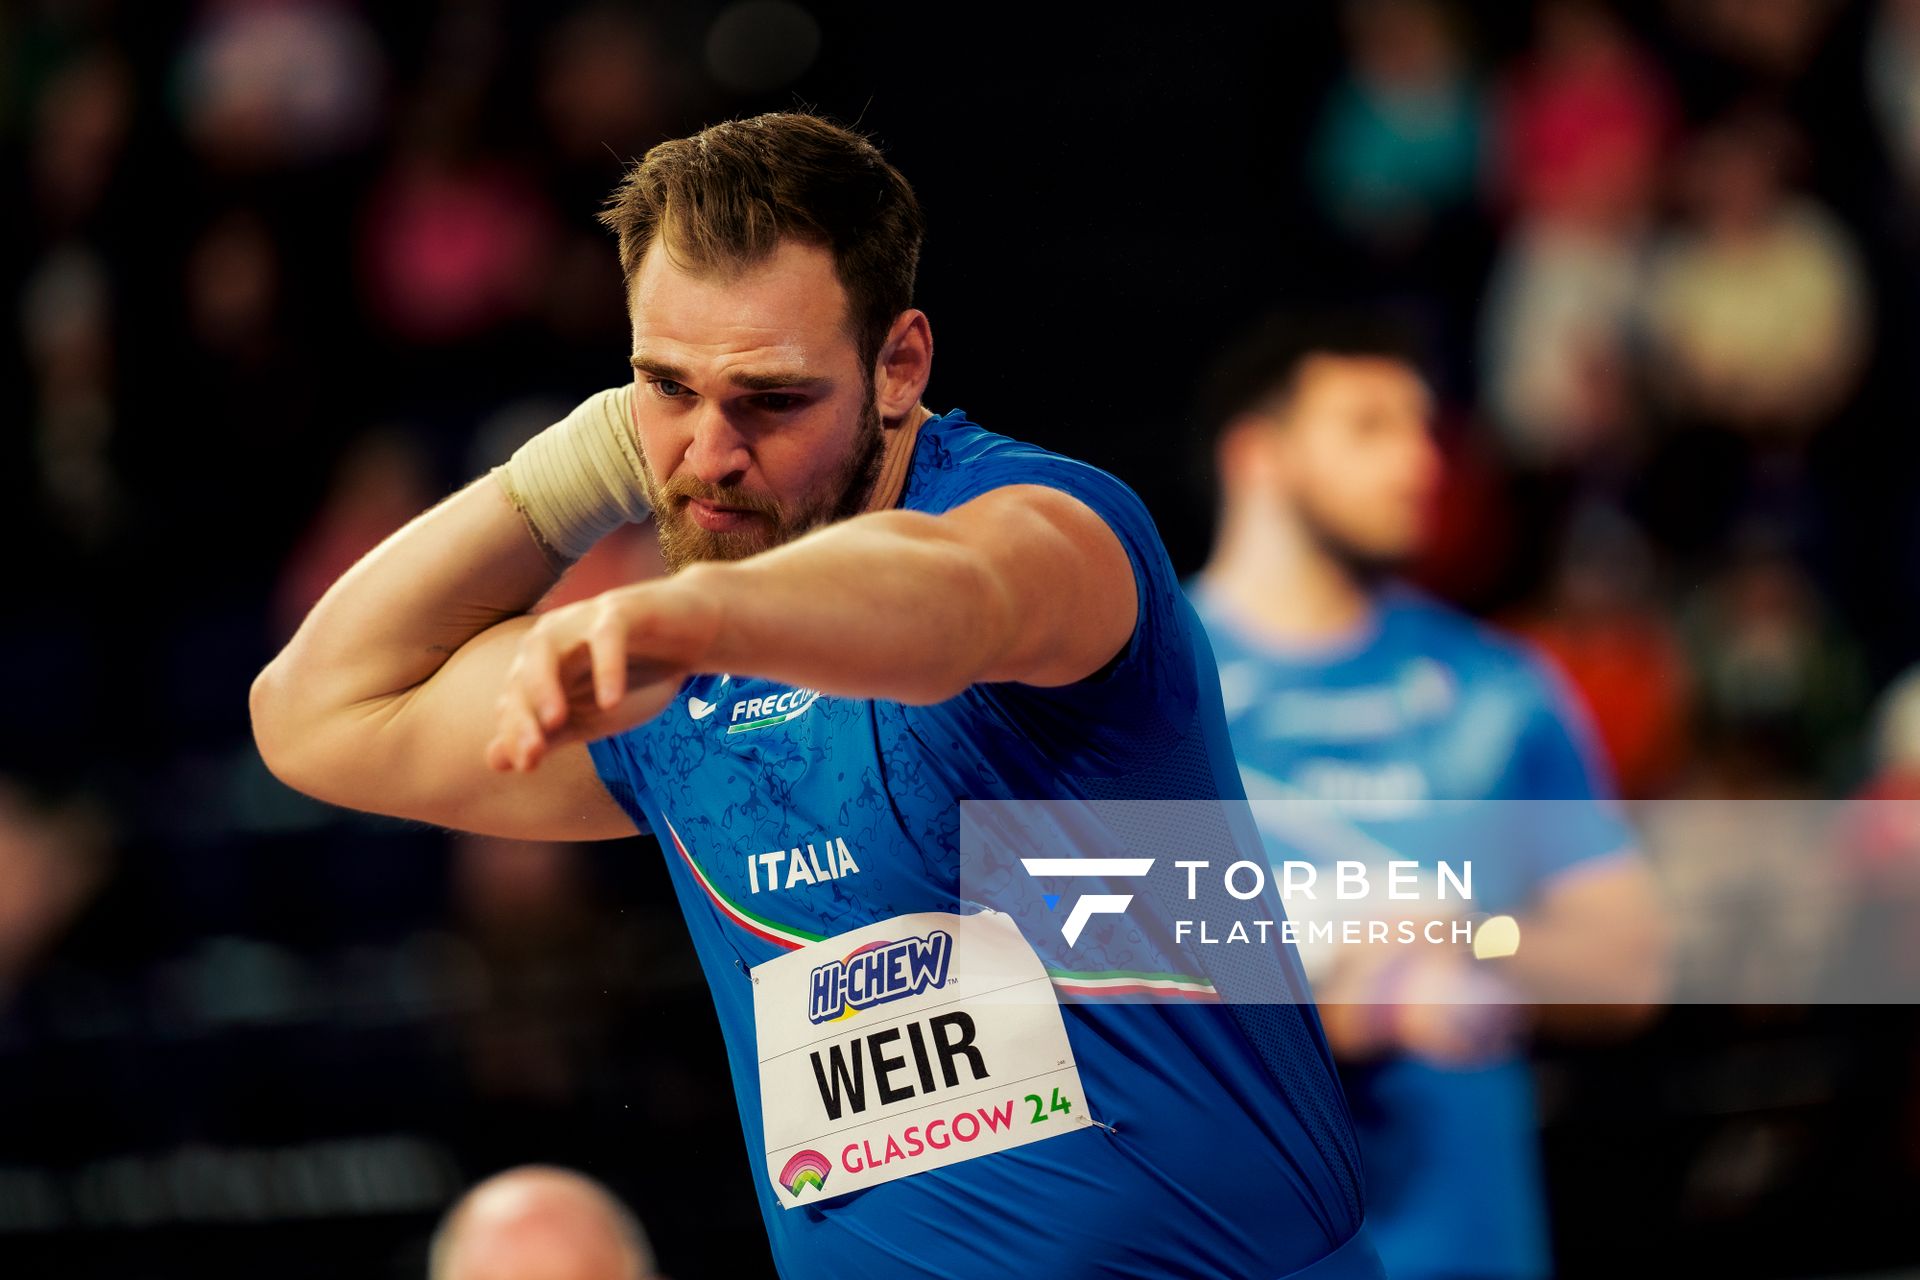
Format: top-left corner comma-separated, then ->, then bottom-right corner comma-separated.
680,403 -> 751,488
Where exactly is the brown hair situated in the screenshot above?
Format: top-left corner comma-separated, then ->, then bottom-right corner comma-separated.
599,112 -> 924,374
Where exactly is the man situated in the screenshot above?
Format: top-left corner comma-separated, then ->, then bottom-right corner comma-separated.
251,114 -> 1383,1279
429,1166 -> 659,1280
1188,315 -> 1668,1280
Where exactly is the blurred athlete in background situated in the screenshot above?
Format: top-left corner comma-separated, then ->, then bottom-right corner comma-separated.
1188,316 -> 1668,1280
252,114 -> 1383,1279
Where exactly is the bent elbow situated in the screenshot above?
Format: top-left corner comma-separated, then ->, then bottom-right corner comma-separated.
249,658 -> 320,797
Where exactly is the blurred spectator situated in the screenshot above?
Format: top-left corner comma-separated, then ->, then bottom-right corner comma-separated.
539,6 -> 665,166
184,209 -> 280,361
29,50 -> 131,231
272,430 -> 437,640
534,6 -> 667,348
539,225 -> 635,349
174,0 -> 384,172
360,137 -> 558,346
1643,109 -> 1868,443
1868,0 -> 1920,209
430,1165 -> 661,1280
20,244 -> 117,546
1308,0 -> 1484,253
450,835 -> 625,1105
1666,0 -> 1842,86
1841,663 -> 1920,876
0,781 -> 111,1002
1509,503 -> 1692,798
156,203 -> 337,610
1493,0 -> 1673,226
1479,0 -> 1671,467
1679,531 -> 1868,790
705,0 -> 824,94
1479,216 -> 1649,467
1826,665 -> 1920,1008
1871,663 -> 1920,795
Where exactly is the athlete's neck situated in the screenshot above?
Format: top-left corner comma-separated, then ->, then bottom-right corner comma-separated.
1199,498 -> 1375,645
862,402 -> 934,514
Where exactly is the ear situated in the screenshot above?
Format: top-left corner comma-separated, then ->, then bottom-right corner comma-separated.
872,309 -> 933,425
1215,414 -> 1281,494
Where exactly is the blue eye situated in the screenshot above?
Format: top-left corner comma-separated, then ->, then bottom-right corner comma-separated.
650,378 -> 689,398
756,394 -> 801,412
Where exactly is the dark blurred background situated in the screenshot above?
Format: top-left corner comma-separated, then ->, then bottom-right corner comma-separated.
7,0 -> 1920,1275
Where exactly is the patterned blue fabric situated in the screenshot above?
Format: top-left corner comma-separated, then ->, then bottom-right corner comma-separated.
587,410 -> 1374,1280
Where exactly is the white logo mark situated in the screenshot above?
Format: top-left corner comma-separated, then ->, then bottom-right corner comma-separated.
1019,858 -> 1156,946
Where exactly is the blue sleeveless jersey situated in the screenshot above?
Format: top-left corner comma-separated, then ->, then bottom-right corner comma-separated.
1190,580 -> 1633,1280
587,410 -> 1377,1280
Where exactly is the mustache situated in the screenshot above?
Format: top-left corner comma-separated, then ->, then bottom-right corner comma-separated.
653,472 -> 785,520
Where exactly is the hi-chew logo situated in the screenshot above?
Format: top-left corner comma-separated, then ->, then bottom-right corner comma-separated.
808,932 -> 953,1024
778,1149 -> 831,1198
1021,858 -> 1155,946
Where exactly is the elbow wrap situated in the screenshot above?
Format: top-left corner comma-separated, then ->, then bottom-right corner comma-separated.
490,383 -> 653,568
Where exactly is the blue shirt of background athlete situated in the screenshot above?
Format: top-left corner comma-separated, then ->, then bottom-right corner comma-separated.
1190,580 -> 1633,1280
586,410 -> 1376,1280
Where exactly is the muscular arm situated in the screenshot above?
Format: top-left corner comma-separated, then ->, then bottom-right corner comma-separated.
249,473 -> 642,841
1317,852 -> 1669,1062
488,483 -> 1139,772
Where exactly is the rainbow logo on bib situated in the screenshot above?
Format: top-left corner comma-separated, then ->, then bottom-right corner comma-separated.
778,1149 -> 832,1198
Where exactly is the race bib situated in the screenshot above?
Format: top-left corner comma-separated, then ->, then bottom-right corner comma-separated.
752,909 -> 1092,1207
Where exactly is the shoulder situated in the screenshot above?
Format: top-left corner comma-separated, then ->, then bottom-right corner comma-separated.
903,411 -> 1148,521
1386,589 -> 1616,801
1381,584 -> 1568,710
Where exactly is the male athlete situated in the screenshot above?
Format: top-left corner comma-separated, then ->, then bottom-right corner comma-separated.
251,114 -> 1383,1279
1188,316 -> 1668,1280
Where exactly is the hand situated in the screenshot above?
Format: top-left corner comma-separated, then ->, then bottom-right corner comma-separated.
486,576 -> 722,772
1317,946 -> 1525,1067
1378,949 -> 1526,1066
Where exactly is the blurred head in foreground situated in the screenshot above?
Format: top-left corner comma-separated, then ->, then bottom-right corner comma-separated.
429,1166 -> 660,1280
1200,313 -> 1440,582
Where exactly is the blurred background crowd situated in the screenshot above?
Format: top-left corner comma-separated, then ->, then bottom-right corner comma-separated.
6,0 -> 1920,1275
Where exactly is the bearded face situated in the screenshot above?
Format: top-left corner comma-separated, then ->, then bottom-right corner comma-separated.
1268,355 -> 1440,580
622,236 -> 898,575
638,385 -> 885,573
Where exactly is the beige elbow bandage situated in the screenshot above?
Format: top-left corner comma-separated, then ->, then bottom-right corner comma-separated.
490,383 -> 653,569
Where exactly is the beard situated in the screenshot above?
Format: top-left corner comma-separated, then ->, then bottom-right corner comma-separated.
1293,488 -> 1415,589
638,387 -> 886,574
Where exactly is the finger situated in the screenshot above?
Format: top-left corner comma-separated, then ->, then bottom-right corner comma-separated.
518,624 -> 573,731
589,605 -> 630,711
492,686 -> 548,772
487,699 -> 523,771
515,694 -> 549,770
543,658 -> 689,751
